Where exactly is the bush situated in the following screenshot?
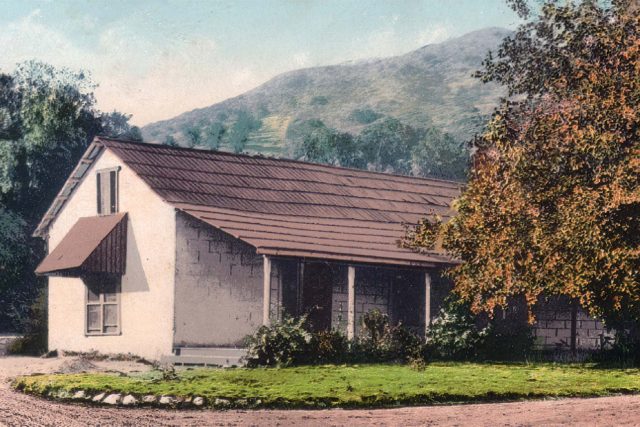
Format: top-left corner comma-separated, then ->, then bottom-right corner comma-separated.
245,310 -> 425,366
356,309 -> 423,362
8,289 -> 47,356
425,296 -> 534,361
594,328 -> 640,367
244,316 -> 312,367
309,329 -> 349,364
425,297 -> 482,360
478,317 -> 534,361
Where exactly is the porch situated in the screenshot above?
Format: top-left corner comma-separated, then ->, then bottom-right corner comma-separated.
263,257 -> 450,340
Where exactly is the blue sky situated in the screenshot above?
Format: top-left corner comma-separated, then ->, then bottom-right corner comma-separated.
0,1 -> 521,125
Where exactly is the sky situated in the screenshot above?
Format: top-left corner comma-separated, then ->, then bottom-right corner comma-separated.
0,0 -> 521,126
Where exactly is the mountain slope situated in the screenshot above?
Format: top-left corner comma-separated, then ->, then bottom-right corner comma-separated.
142,27 -> 510,153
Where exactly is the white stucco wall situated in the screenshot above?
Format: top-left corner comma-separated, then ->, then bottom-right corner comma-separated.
173,213 -> 282,347
46,148 -> 176,361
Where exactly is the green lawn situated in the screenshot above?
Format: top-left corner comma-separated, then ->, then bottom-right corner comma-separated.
13,363 -> 640,409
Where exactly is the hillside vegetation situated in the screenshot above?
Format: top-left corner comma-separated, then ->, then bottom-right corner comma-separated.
142,28 -> 509,163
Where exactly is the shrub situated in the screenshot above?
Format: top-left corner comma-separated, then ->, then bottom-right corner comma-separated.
8,289 -> 47,356
309,329 -> 349,364
478,317 -> 534,361
425,297 -> 482,360
244,316 -> 312,367
356,309 -> 424,362
594,328 -> 640,367
425,296 -> 534,361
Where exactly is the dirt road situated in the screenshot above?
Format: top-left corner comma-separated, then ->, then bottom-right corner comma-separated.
1,357 -> 639,426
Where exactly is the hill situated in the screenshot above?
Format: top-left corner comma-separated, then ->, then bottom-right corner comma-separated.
141,27 -> 510,154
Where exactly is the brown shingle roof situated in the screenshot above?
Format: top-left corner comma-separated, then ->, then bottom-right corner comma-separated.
39,137 -> 462,267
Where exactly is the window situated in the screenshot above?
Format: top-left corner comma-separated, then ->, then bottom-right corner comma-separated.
85,276 -> 121,335
96,167 -> 119,215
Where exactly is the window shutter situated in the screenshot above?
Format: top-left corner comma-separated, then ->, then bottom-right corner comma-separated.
109,170 -> 117,213
96,173 -> 102,214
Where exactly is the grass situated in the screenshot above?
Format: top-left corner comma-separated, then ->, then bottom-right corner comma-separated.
13,362 -> 640,409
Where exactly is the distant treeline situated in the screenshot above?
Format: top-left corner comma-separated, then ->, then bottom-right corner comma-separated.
163,109 -> 469,182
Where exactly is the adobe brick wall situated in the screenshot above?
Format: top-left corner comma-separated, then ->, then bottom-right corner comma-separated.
173,212 -> 282,347
532,296 -> 613,350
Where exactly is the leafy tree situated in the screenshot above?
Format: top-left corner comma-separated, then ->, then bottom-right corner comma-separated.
182,125 -> 202,148
228,110 -> 261,153
404,1 -> 640,332
0,61 -> 135,332
412,127 -> 468,181
203,121 -> 225,150
100,111 -> 134,139
163,134 -> 178,147
357,117 -> 421,174
293,120 -> 364,168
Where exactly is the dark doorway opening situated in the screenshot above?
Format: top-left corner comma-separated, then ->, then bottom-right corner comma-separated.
390,269 -> 423,334
302,263 -> 333,332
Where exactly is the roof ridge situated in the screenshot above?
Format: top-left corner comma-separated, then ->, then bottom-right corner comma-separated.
96,136 -> 466,187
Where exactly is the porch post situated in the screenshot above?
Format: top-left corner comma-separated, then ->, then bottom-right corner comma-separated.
263,255 -> 272,326
347,265 -> 356,340
424,271 -> 432,337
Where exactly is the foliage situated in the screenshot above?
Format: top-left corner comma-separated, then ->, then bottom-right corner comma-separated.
349,108 -> 382,124
426,297 -> 484,360
292,119 -> 364,168
355,309 -> 423,362
7,288 -> 47,355
406,1 -> 640,330
15,363 -> 640,409
245,310 -> 424,367
0,61 -> 135,332
356,117 -> 421,174
594,329 -> 640,367
412,127 -> 469,181
308,329 -> 350,364
203,121 -> 225,150
228,110 -> 261,153
182,125 -> 202,148
163,135 -> 178,147
425,296 -> 534,361
479,310 -> 535,361
290,117 -> 467,180
244,316 -> 312,367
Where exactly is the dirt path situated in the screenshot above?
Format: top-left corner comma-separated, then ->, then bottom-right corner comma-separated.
1,357 -> 639,426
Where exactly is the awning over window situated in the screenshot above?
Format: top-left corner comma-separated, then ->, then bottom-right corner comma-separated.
35,213 -> 127,276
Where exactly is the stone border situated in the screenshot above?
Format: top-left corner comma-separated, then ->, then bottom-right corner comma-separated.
30,388 -> 266,410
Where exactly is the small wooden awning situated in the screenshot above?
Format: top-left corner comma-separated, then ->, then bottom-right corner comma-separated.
35,213 -> 127,276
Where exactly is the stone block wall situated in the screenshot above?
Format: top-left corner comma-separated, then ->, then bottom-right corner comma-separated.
532,296 -> 613,350
330,265 -> 444,336
173,213 -> 281,347
331,265 -> 394,335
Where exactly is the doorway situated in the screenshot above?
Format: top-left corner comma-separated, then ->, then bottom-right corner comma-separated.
301,263 -> 334,332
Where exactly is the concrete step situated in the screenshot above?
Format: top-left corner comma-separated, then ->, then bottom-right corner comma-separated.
177,347 -> 246,358
161,347 -> 248,367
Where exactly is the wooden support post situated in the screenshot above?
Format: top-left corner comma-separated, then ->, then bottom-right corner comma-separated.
347,265 -> 356,340
570,299 -> 578,356
297,262 -> 305,317
425,271 -> 432,337
263,255 -> 272,326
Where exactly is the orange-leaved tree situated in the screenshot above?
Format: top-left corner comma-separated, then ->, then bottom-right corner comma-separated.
404,0 -> 640,332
